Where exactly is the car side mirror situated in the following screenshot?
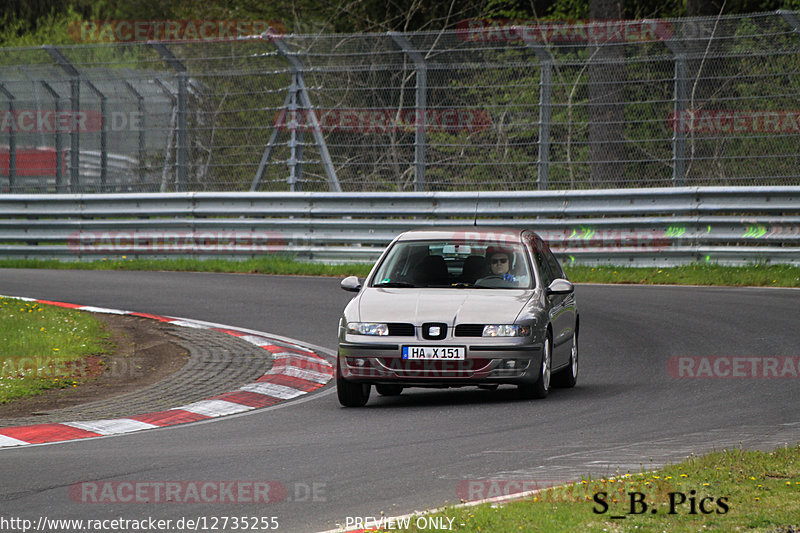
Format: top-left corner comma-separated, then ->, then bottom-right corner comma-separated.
546,278 -> 574,296
340,275 -> 363,293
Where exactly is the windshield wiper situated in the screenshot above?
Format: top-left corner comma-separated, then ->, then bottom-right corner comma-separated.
374,281 -> 417,288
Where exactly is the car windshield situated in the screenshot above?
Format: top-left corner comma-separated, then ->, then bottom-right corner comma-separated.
370,239 -> 533,289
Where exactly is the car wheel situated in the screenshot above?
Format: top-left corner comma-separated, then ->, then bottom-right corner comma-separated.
375,384 -> 403,396
552,329 -> 578,388
519,332 -> 551,399
336,361 -> 371,407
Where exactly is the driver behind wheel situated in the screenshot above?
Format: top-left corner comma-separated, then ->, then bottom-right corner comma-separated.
486,246 -> 516,282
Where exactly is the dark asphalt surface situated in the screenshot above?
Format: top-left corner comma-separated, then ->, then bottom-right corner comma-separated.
1,269 -> 799,532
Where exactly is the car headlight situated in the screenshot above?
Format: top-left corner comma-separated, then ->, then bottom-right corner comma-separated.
482,324 -> 531,337
347,322 -> 389,336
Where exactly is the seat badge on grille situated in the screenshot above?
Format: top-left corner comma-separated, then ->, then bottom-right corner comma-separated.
428,325 -> 441,336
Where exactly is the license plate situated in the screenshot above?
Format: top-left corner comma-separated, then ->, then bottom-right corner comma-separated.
402,346 -> 465,360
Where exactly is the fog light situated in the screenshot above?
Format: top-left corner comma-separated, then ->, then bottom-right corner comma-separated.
503,359 -> 517,369
355,358 -> 367,367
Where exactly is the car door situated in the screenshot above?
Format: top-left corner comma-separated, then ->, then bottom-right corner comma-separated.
529,236 -> 565,370
542,244 -> 576,370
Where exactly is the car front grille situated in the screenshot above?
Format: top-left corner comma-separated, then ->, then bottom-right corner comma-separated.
387,323 -> 415,336
379,358 -> 492,377
454,324 -> 485,337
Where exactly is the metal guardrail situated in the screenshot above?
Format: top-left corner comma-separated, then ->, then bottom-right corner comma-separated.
0,186 -> 798,266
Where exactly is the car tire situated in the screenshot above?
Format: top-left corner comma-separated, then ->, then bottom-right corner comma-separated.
552,329 -> 578,388
375,384 -> 403,396
518,332 -> 551,399
336,362 -> 371,407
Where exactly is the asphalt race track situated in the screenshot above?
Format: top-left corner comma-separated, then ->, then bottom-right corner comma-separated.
1,269 -> 799,532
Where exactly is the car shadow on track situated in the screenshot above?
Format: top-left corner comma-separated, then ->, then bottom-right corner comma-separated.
360,383 -> 615,409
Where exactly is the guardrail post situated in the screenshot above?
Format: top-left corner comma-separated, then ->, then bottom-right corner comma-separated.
390,33 -> 427,192
665,39 -> 687,187
529,45 -> 553,191
0,83 -> 16,192
151,43 -> 188,192
44,46 -> 81,193
40,81 -> 65,192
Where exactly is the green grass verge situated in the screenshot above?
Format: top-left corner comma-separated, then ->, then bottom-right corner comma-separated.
383,445 -> 800,532
0,297 -> 109,403
0,257 -> 375,278
2,257 -> 800,287
564,263 -> 800,288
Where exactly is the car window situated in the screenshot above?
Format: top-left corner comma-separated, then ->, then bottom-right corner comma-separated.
544,247 -> 565,280
532,246 -> 554,289
371,239 -> 532,289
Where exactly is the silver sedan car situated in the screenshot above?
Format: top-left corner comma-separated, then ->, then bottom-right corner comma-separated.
336,227 -> 579,407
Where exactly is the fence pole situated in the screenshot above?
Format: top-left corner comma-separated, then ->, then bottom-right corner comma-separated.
271,37 -> 341,192
154,78 -> 177,193
529,45 -> 553,191
176,73 -> 188,192
778,9 -> 800,33
44,46 -> 81,192
389,33 -> 427,192
40,81 -> 64,192
123,80 -> 146,191
287,73 -> 300,191
151,43 -> 188,191
665,39 -> 687,187
250,89 -> 292,191
295,80 -> 304,192
0,83 -> 15,192
84,80 -> 108,191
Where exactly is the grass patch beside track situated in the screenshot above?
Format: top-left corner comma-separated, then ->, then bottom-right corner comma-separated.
1,258 -> 799,287
565,263 -> 800,287
388,445 -> 800,532
0,297 -> 109,403
0,257 -> 374,277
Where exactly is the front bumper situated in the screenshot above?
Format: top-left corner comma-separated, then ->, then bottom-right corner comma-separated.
337,341 -> 543,386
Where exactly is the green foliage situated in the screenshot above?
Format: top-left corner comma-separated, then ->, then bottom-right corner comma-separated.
0,8 -> 84,47
5,0 -> 800,40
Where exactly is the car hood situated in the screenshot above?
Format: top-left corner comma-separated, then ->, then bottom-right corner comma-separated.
356,288 -> 534,325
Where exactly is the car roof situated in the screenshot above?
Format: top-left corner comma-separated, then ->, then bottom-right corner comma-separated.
394,226 -> 531,242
